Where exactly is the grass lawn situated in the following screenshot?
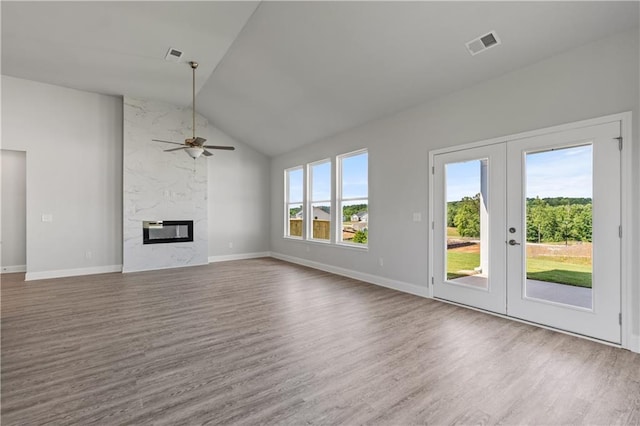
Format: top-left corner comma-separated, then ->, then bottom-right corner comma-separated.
447,250 -> 592,288
447,251 -> 479,280
526,257 -> 591,288
447,227 -> 460,237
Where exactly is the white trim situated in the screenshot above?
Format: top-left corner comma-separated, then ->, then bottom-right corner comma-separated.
1,265 -> 27,273
271,252 -> 638,352
284,165 -> 305,239
629,334 -> 640,354
619,111 -> 634,351
428,112 -> 635,351
434,297 -> 623,350
271,252 -> 428,298
26,264 -> 122,281
429,112 -> 632,156
208,252 -> 271,263
336,149 -> 369,246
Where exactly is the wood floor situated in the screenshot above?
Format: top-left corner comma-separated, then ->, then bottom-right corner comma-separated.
2,258 -> 639,425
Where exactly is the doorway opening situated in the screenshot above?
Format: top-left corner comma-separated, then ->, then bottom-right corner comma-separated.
1,150 -> 27,274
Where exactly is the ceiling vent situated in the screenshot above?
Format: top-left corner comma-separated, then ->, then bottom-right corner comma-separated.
465,31 -> 501,56
164,47 -> 183,62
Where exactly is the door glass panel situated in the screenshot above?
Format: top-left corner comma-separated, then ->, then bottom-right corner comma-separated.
524,145 -> 593,309
445,159 -> 488,289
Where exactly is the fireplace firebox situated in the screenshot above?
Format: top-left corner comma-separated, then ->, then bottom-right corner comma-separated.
143,220 -> 194,244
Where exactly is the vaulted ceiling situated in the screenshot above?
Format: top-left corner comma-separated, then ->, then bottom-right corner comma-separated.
2,1 -> 638,156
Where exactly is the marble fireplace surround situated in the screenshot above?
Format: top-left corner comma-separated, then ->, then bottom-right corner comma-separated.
122,97 -> 209,273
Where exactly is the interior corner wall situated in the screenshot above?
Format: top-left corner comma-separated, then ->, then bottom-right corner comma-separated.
269,29 -> 640,343
206,126 -> 271,260
1,76 -> 123,278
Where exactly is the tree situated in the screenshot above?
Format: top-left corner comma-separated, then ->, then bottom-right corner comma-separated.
525,198 -> 592,243
352,229 -> 368,244
447,202 -> 458,227
453,194 -> 480,238
289,206 -> 302,218
342,204 -> 368,221
571,204 -> 592,242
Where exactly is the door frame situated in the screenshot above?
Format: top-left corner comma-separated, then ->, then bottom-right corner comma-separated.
428,112 -> 634,350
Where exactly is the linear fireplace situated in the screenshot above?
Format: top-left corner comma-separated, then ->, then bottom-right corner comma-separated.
143,220 -> 194,244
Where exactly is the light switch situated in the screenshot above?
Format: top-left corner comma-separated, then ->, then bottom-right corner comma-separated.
412,212 -> 422,222
42,213 -> 53,222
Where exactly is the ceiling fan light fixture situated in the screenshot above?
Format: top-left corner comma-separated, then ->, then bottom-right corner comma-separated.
151,59 -> 235,156
185,147 -> 204,159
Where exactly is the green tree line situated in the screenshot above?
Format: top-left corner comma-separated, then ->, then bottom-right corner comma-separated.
342,204 -> 368,221
448,196 -> 592,243
526,197 -> 592,244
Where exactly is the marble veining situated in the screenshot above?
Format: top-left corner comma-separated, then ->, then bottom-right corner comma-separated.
123,97 -> 208,273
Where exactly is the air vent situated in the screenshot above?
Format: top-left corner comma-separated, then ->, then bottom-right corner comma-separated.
165,47 -> 183,62
465,31 -> 501,56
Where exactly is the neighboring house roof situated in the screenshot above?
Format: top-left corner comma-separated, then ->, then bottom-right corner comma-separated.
353,211 -> 368,221
294,206 -> 330,220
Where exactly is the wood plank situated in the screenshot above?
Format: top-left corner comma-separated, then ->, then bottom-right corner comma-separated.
2,258 -> 639,425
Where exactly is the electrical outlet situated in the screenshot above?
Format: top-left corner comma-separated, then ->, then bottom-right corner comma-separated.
85,250 -> 92,259
413,212 -> 422,222
379,258 -> 384,267
228,242 -> 233,249
41,213 -> 53,222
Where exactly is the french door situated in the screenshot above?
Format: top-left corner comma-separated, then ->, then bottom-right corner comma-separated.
432,121 -> 622,343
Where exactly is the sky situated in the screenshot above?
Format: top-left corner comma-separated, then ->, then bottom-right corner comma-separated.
446,145 -> 593,202
287,151 -> 368,204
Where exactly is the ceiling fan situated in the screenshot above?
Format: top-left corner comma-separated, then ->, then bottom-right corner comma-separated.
152,61 -> 235,159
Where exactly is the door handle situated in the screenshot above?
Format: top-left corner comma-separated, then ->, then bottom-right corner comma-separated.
508,239 -> 521,246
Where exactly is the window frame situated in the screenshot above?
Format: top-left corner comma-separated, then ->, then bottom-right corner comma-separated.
282,149 -> 368,250
284,165 -> 305,239
336,149 -> 369,247
307,159 -> 333,243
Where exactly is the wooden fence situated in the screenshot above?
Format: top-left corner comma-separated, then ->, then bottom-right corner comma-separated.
289,219 -> 330,240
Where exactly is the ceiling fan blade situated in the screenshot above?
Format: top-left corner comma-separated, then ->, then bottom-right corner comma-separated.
164,147 -> 187,152
193,137 -> 207,146
202,149 -> 214,157
202,145 -> 235,151
153,139 -> 184,146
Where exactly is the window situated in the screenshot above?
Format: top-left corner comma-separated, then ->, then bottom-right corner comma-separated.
308,160 -> 332,241
283,149 -> 368,247
285,167 -> 304,238
338,150 -> 368,245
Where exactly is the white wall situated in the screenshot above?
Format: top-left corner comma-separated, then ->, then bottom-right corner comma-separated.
207,126 -> 271,260
1,150 -> 27,272
1,76 -> 123,279
1,76 -> 271,278
270,30 -> 640,342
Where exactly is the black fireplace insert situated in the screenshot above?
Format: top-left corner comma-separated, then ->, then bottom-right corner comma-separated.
143,220 -> 194,244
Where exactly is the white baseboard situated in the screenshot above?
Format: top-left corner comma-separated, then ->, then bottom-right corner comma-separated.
25,265 -> 122,281
629,334 -> 640,354
270,252 -> 429,298
1,264 -> 27,273
208,252 -> 271,263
